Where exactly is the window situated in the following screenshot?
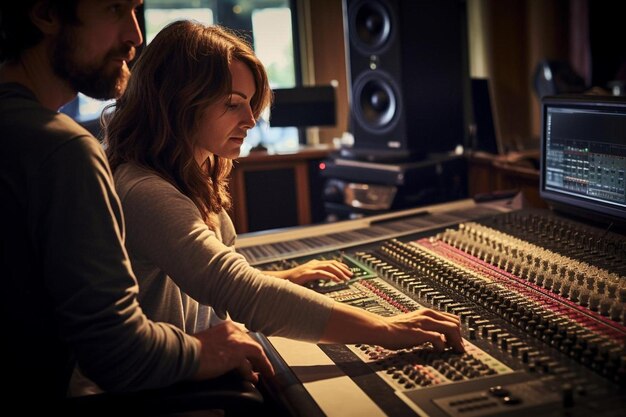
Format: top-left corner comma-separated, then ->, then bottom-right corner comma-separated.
63,0 -> 301,153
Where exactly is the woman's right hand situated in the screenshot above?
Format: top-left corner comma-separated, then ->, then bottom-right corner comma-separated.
321,303 -> 465,353
380,308 -> 465,352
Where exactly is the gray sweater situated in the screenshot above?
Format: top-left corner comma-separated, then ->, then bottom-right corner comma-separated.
0,83 -> 198,399
114,163 -> 334,341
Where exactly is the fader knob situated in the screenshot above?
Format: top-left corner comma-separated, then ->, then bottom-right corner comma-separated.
610,303 -> 624,322
586,276 -> 596,291
562,384 -> 575,408
607,282 -> 618,298
581,349 -> 594,365
510,342 -> 525,357
488,386 -> 510,397
489,328 -> 502,342
560,338 -> 574,352
544,276 -> 554,290
592,355 -> 606,372
599,299 -> 612,316
502,395 -> 522,405
579,291 -> 590,307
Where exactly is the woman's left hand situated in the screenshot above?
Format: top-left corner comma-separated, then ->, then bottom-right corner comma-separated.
264,259 -> 353,286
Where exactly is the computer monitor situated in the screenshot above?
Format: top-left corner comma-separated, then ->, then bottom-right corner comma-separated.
540,95 -> 626,224
270,85 -> 337,128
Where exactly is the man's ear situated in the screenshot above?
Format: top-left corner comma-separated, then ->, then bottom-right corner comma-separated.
30,0 -> 61,35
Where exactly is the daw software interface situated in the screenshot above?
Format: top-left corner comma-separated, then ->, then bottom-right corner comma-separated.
541,96 -> 626,221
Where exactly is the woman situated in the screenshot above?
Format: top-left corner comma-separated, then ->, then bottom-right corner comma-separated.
104,20 -> 464,352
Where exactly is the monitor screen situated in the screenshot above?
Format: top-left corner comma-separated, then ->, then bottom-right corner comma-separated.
540,95 -> 626,223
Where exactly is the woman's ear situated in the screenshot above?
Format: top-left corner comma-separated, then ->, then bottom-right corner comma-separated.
30,0 -> 61,35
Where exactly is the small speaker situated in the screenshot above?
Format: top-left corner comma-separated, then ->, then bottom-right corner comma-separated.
342,0 -> 469,161
270,85 -> 337,127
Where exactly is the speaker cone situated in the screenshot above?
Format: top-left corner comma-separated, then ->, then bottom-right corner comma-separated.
352,70 -> 401,134
349,0 -> 393,53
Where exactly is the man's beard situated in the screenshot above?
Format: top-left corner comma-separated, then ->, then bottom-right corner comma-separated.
52,27 -> 134,100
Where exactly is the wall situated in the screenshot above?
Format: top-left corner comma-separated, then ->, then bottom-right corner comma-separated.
468,0 -> 571,152
296,0 -> 349,145
299,0 -> 579,154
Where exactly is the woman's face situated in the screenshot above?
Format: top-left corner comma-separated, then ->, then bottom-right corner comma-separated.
192,59 -> 257,165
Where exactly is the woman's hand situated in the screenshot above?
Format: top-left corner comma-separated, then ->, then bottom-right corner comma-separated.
321,303 -> 465,353
381,308 -> 465,352
263,259 -> 353,286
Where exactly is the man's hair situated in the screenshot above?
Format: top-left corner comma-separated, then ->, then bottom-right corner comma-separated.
0,0 -> 79,62
105,21 -> 273,229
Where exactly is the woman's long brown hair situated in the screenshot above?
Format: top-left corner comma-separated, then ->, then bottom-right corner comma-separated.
105,20 -> 272,228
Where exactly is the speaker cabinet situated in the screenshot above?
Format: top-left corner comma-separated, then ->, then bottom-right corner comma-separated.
342,0 -> 469,161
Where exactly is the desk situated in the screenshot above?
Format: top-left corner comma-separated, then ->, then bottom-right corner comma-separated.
229,146 -> 333,233
468,151 -> 547,208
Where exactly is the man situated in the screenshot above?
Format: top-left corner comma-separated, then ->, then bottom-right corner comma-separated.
0,0 -> 272,408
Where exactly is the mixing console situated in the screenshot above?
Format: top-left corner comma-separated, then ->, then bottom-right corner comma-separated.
254,209 -> 626,417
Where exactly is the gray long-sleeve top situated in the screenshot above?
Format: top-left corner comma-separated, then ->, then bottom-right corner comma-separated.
0,83 -> 199,400
113,163 -> 335,340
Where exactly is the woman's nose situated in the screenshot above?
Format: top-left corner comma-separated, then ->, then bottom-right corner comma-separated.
242,106 -> 256,129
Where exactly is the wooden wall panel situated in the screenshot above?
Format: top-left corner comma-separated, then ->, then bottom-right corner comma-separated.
304,0 -> 349,145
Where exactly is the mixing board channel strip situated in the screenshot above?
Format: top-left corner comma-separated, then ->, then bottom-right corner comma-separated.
374,238 -> 625,384
358,250 -> 579,379
418,238 -> 626,340
478,210 -> 626,275
362,237 -> 623,408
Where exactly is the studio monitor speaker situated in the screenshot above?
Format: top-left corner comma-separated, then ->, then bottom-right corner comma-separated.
342,0 -> 469,161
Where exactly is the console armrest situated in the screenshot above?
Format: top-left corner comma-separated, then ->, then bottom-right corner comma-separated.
63,371 -> 264,416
